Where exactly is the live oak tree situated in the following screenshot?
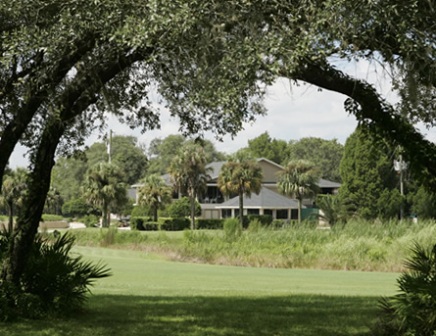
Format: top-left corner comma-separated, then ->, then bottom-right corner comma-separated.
1,0 -> 435,309
1,1 -> 265,286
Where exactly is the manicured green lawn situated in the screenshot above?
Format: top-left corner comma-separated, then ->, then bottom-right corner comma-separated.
0,247 -> 399,336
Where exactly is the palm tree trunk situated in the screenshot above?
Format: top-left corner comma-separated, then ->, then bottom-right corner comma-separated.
298,198 -> 302,224
190,190 -> 196,230
153,206 -> 158,222
102,202 -> 109,228
238,190 -> 244,226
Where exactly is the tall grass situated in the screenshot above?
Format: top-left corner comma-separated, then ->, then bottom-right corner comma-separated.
69,219 -> 436,272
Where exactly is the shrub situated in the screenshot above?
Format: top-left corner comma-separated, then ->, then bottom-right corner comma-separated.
130,216 -> 151,230
159,217 -> 190,231
100,227 -> 118,246
248,219 -> 262,233
77,214 -> 100,228
373,243 -> 436,336
41,214 -> 64,222
271,219 -> 288,229
247,214 -> 273,226
223,218 -> 242,241
0,231 -> 111,319
196,219 -> 224,230
167,197 -> 201,218
131,205 -> 150,217
142,221 -> 160,231
61,198 -> 96,218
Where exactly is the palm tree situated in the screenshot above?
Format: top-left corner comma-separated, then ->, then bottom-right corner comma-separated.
44,187 -> 63,215
168,143 -> 211,230
316,194 -> 341,227
217,159 -> 263,225
278,160 -> 320,224
137,174 -> 172,222
82,162 -> 127,228
0,168 -> 27,232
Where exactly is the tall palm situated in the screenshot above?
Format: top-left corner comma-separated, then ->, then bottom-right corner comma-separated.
217,159 -> 263,225
278,160 -> 320,224
83,162 -> 126,228
168,143 -> 211,230
137,174 -> 172,222
44,187 -> 63,215
0,168 -> 27,232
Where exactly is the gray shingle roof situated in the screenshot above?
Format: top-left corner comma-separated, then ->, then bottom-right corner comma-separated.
317,178 -> 341,188
216,187 -> 301,209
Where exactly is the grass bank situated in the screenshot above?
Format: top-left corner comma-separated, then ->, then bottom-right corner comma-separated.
0,247 -> 398,336
69,219 -> 436,272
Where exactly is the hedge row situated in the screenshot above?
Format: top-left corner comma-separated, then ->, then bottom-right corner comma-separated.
130,215 -> 273,231
130,217 -> 191,231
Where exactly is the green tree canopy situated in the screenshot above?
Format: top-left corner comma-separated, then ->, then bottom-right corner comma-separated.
338,125 -> 401,220
148,135 -> 226,175
246,132 -> 289,164
287,138 -> 344,182
86,135 -> 148,185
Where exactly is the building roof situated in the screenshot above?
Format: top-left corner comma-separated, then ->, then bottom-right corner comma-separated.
216,187 -> 301,209
132,159 -> 341,190
317,178 -> 341,189
206,161 -> 226,181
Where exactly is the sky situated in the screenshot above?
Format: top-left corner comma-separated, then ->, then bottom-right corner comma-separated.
7,58 -> 435,168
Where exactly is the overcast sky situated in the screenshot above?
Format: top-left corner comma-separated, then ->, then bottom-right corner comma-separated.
8,58 -> 436,168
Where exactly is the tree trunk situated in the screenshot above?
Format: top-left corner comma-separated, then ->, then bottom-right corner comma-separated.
102,202 -> 109,228
0,47 -> 147,286
297,198 -> 302,224
1,119 -> 64,285
189,190 -> 196,230
7,202 -> 13,233
238,190 -> 244,226
153,206 -> 158,222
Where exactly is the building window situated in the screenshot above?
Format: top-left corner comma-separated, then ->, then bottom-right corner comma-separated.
276,209 -> 288,219
247,209 -> 259,215
221,209 -> 232,218
290,209 -> 298,220
264,209 -> 273,216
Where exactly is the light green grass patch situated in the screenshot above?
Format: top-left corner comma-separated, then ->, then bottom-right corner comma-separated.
77,246 -> 398,297
0,246 -> 399,336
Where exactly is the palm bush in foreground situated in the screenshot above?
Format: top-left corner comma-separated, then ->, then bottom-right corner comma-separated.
373,243 -> 436,336
0,232 -> 111,320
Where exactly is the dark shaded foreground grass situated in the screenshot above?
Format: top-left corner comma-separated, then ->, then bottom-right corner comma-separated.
1,294 -> 378,336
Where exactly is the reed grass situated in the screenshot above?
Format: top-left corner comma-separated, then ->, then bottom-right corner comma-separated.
69,219 -> 436,272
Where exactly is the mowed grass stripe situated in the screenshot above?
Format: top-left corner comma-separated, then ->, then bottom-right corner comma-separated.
75,246 -> 398,297
0,246 -> 400,336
